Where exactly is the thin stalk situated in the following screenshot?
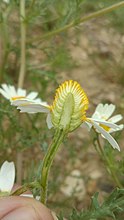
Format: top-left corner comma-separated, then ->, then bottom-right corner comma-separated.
40,129 -> 65,204
18,0 -> 26,88
0,13 -> 10,82
29,1 -> 124,43
16,0 -> 26,184
11,181 -> 40,196
96,134 -> 123,188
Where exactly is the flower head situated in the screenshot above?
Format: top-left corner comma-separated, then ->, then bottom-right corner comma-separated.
0,84 -> 44,104
11,80 -> 122,151
0,161 -> 15,195
50,80 -> 89,132
91,103 -> 123,133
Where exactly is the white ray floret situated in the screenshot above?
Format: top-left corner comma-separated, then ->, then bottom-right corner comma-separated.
12,99 -> 52,128
0,84 -> 44,104
0,161 -> 15,193
90,103 -> 123,133
0,84 -> 26,100
89,120 -> 120,151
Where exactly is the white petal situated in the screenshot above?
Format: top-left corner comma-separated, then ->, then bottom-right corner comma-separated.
0,84 -> 26,100
0,161 -> 15,192
17,88 -> 26,97
11,99 -> 34,106
0,88 -> 10,99
33,98 -> 47,105
46,113 -> 53,129
17,103 -> 50,113
17,106 -> 41,113
92,104 -> 116,120
0,84 -> 13,99
1,84 -> 10,94
117,124 -> 124,130
26,92 -> 38,100
8,85 -> 17,97
91,121 -> 120,151
103,104 -> 115,119
11,99 -> 49,108
88,118 -> 120,130
109,124 -> 124,133
109,114 -> 123,123
93,103 -> 104,115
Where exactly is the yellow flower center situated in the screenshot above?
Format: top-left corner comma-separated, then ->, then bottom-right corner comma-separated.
100,116 -> 111,132
100,124 -> 111,132
50,80 -> 89,132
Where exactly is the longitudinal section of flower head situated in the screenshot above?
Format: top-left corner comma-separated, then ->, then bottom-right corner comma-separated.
50,80 -> 89,132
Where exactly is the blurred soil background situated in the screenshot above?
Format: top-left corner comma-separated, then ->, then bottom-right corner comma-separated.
0,0 -> 124,218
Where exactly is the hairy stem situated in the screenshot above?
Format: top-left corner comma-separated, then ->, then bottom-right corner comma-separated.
40,129 -> 65,204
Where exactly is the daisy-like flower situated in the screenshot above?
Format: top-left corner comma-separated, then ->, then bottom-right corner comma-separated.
0,84 -> 46,104
0,161 -> 15,195
90,103 -> 123,133
11,80 -> 121,151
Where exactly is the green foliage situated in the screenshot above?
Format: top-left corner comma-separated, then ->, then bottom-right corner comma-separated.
83,0 -> 124,33
104,136 -> 124,178
59,188 -> 124,220
0,0 -> 124,218
0,99 -> 48,156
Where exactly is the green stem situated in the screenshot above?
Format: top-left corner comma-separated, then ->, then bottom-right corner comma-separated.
16,0 -> 26,185
96,134 -> 123,188
11,181 -> 40,196
0,11 -> 10,82
40,129 -> 66,204
18,0 -> 26,88
29,1 -> 124,43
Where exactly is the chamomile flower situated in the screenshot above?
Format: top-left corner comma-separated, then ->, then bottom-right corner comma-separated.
0,161 -> 15,195
91,103 -> 123,133
0,84 -> 44,104
12,80 -> 121,151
